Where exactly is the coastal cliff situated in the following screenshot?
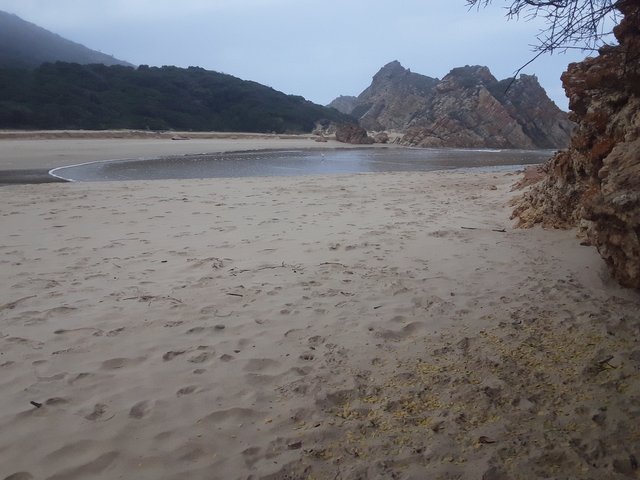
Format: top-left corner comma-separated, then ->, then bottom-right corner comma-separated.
330,61 -> 573,149
513,1 -> 640,289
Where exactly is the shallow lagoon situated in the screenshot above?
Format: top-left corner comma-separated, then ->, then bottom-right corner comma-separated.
50,147 -> 554,182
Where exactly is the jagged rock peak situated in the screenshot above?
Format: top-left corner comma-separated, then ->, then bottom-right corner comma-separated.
373,60 -> 409,80
445,65 -> 497,85
330,61 -> 573,149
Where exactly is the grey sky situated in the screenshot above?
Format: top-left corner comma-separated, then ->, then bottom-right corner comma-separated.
0,0 -> 590,110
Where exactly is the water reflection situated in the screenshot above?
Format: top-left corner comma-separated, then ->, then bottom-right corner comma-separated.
51,147 -> 554,182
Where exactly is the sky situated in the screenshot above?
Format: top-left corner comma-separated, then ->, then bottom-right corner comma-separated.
0,0 -> 592,110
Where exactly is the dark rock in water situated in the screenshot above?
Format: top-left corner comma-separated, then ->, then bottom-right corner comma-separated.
512,1 -> 640,290
330,60 -> 573,149
335,123 -> 374,145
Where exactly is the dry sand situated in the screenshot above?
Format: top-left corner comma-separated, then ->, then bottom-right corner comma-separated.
1,142 -> 639,479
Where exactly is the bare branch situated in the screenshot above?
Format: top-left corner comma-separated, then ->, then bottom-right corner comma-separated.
466,0 -> 621,54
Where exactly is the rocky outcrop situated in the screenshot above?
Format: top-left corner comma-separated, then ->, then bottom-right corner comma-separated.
402,66 -> 537,148
335,123 -> 374,144
501,74 -> 575,148
352,61 -> 439,131
512,1 -> 640,289
331,61 -> 573,149
328,96 -> 359,115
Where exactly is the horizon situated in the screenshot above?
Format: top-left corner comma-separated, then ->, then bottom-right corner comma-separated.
0,0 -> 593,110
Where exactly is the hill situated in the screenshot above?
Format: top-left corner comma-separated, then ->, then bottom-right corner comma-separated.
0,63 -> 351,132
0,10 -> 131,68
330,61 -> 574,149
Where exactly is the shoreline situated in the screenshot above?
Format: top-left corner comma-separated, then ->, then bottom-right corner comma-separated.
0,132 -> 362,172
0,133 -> 550,185
1,170 -> 638,479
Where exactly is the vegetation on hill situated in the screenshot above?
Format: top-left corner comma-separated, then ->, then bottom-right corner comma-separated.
0,62 -> 351,132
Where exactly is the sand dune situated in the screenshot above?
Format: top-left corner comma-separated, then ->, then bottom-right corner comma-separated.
1,171 -> 639,480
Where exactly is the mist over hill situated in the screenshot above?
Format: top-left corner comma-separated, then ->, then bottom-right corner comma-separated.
0,10 -> 132,68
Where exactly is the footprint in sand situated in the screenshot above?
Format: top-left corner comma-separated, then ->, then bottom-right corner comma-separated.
84,403 -> 111,421
188,351 -> 213,364
100,357 -> 145,370
176,386 -> 197,396
307,335 -> 326,347
162,350 -> 187,361
129,400 -> 151,419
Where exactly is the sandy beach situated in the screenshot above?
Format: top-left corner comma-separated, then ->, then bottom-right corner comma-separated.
1,137 -> 639,480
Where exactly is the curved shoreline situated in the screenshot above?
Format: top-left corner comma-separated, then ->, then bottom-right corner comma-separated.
0,133 -> 361,171
0,133 -> 379,184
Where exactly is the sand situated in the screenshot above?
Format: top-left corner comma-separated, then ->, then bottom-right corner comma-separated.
0,132 -> 354,171
1,138 -> 639,479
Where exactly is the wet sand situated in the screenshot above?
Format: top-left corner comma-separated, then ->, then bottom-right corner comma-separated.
0,133 -> 351,172
1,168 -> 638,479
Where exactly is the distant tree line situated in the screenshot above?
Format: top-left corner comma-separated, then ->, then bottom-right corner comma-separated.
0,62 -> 350,132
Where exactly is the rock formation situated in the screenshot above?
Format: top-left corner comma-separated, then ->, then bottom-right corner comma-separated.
512,1 -> 640,289
347,61 -> 440,132
328,96 -> 359,115
335,123 -> 374,144
331,61 -> 573,149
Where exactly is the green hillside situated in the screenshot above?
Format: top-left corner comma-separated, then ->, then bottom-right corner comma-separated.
0,63 -> 351,132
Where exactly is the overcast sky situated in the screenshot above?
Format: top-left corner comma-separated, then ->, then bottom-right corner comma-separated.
0,0 -> 590,110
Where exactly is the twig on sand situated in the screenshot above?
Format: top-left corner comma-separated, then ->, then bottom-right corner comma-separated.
230,262 -> 298,274
121,295 -> 183,304
226,293 -> 244,298
461,226 -> 506,233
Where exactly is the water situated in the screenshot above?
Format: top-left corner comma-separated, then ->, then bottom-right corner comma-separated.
50,147 -> 554,182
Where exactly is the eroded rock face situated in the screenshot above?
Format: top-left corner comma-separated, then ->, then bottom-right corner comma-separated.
513,1 -> 640,289
354,61 -> 439,132
330,61 -> 573,149
402,66 -> 536,148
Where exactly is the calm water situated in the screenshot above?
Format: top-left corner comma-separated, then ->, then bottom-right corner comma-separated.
50,147 -> 554,182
